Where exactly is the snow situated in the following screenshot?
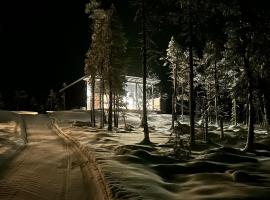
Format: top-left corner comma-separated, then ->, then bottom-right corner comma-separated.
0,111 -> 104,200
49,110 -> 270,199
1,109 -> 270,199
0,111 -> 26,168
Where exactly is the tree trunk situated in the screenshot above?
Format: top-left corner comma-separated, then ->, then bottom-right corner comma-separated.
171,63 -> 178,130
260,65 -> 269,132
99,79 -> 102,128
108,73 -> 113,131
113,92 -> 118,128
171,94 -> 176,130
262,95 -> 269,132
141,1 -> 150,143
214,62 -> 218,126
205,83 -> 211,142
116,95 -> 119,128
100,78 -> 104,128
204,100 -> 209,143
231,75 -> 238,126
181,83 -> 184,122
207,84 -> 212,124
244,88 -> 255,151
243,56 -> 255,152
232,94 -> 237,126
102,81 -> 107,125
214,97 -> 218,126
91,76 -> 96,127
220,117 -> 224,139
263,92 -> 270,126
214,60 -> 224,139
188,1 -> 195,147
188,42 -> 195,147
245,97 -> 249,125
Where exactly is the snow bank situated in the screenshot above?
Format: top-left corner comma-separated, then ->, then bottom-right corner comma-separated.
52,110 -> 270,200
0,111 -> 27,169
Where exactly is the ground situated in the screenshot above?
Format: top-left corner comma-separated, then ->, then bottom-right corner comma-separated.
0,111 -> 108,200
1,110 -> 270,199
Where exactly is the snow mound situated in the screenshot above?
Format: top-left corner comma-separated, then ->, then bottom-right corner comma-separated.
52,110 -> 270,200
0,111 -> 26,169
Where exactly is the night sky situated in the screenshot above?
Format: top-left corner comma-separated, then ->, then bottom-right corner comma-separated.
0,0 -> 91,102
0,0 -> 141,107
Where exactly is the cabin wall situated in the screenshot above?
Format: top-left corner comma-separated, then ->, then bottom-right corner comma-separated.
85,79 -> 160,111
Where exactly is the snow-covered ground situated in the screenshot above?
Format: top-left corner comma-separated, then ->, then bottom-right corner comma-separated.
0,110 -> 106,200
0,111 -> 27,169
0,110 -> 270,200
50,110 -> 270,200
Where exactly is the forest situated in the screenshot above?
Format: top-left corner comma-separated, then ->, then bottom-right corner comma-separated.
85,0 -> 270,152
1,0 -> 270,199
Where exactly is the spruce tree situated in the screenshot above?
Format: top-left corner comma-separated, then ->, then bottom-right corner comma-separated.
164,36 -> 189,129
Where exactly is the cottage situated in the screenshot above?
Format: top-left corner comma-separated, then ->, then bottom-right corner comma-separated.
60,75 -> 161,111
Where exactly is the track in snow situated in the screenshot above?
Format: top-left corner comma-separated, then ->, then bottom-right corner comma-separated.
0,114 -> 102,200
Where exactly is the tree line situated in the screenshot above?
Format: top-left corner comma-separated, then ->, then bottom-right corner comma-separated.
84,0 -> 270,151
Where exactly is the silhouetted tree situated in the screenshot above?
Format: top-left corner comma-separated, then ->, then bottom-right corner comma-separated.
85,0 -> 111,127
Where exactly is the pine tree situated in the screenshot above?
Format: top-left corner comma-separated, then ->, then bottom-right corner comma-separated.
109,5 -> 128,130
222,0 -> 268,151
140,1 -> 150,143
85,0 -> 112,128
176,0 -> 209,147
164,36 -> 189,129
201,42 -> 225,139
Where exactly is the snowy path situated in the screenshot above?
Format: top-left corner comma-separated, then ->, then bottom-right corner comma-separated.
0,114 -> 102,200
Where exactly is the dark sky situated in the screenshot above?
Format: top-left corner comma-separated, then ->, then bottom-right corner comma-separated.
0,0 -> 140,105
0,0 -> 90,98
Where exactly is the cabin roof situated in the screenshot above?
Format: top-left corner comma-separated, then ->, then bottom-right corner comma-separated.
125,75 -> 160,85
83,75 -> 160,85
60,75 -> 160,93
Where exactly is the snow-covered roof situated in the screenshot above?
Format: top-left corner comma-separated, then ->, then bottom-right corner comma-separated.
125,75 -> 160,85
59,75 -> 88,93
83,75 -> 160,85
60,75 -> 160,93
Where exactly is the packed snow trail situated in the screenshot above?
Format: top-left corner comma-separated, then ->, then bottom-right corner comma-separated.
0,114 -> 102,200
